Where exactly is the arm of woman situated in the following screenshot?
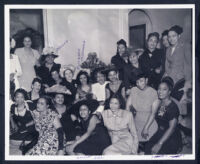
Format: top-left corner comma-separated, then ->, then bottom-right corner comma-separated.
15,55 -> 22,77
126,94 -> 132,111
151,118 -> 178,154
128,112 -> 139,154
105,88 -> 110,100
121,86 -> 126,101
53,116 -> 64,155
141,99 -> 161,139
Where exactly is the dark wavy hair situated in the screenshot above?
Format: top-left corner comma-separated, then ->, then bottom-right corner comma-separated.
147,32 -> 160,42
161,76 -> 174,92
14,88 -> 29,101
169,25 -> 183,35
76,70 -> 90,86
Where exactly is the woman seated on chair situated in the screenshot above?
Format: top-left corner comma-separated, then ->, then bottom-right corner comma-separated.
143,77 -> 182,154
10,88 -> 38,155
66,101 -> 111,155
102,95 -> 138,155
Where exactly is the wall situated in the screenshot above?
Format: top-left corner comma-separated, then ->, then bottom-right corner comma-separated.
43,9 -> 128,68
44,8 -> 192,69
129,9 -> 192,43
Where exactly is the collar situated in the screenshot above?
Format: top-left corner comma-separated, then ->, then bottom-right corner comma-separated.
107,109 -> 123,118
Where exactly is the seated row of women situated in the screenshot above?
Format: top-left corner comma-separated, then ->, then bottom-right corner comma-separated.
10,72 -> 185,155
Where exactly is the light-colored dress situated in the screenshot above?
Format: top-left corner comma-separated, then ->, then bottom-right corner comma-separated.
27,109 -> 59,155
129,87 -> 158,142
15,47 -> 40,91
10,54 -> 22,90
101,109 -> 138,155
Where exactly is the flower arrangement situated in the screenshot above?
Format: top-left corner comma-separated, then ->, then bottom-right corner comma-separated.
81,52 -> 107,72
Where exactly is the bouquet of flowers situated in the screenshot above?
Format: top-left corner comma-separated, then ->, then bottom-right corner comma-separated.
81,52 -> 107,72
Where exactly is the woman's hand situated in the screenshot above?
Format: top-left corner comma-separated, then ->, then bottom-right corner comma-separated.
151,143 -> 162,154
71,114 -> 77,121
141,128 -> 149,140
155,66 -> 161,74
66,144 -> 76,154
57,149 -> 64,155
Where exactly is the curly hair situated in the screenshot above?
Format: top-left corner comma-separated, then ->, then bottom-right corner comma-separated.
76,70 -> 90,86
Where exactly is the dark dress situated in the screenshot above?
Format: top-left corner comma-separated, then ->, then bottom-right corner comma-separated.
145,100 -> 182,154
74,115 -> 111,155
111,53 -> 129,80
59,109 -> 81,142
139,48 -> 163,89
60,79 -> 77,106
123,63 -> 143,90
34,63 -> 61,87
10,102 -> 37,141
27,92 -> 41,109
105,82 -> 126,109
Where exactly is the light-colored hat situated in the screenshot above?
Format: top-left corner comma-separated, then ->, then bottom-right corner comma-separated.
60,64 -> 76,77
42,46 -> 58,58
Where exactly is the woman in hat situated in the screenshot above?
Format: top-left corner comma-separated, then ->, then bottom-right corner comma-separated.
66,101 -> 111,155
164,25 -> 192,104
123,48 -> 143,95
15,35 -> 40,91
102,95 -> 138,155
104,68 -> 126,110
143,77 -> 182,154
35,47 -> 61,88
126,73 -> 158,153
139,32 -> 164,89
111,39 -> 129,80
60,65 -> 77,106
53,92 -> 81,142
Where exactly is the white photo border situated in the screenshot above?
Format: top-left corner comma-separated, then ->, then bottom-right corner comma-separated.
5,4 -> 196,161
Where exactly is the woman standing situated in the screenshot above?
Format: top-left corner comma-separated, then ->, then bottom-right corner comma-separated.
10,38 -> 22,94
15,36 -> 40,91
102,96 -> 138,155
66,102 -> 111,155
27,96 -> 64,155
142,77 -> 182,154
139,32 -> 164,89
164,25 -> 192,92
111,39 -> 129,80
105,68 -> 126,109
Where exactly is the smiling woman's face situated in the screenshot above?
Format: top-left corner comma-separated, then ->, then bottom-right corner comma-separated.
109,98 -> 120,112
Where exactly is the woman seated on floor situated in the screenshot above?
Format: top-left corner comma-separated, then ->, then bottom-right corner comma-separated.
66,101 -> 111,155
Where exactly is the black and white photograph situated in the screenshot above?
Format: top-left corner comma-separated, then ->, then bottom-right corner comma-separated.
4,5 -> 195,160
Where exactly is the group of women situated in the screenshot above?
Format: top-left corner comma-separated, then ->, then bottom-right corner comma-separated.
9,24 -> 192,155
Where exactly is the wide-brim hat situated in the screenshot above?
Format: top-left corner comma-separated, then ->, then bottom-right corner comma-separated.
60,64 -> 76,77
68,99 -> 99,117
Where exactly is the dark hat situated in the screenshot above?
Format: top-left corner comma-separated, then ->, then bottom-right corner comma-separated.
117,39 -> 127,47
68,99 -> 99,117
169,25 -> 183,35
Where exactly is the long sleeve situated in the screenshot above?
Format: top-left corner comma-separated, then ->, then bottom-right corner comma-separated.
184,43 -> 192,82
14,55 -> 22,77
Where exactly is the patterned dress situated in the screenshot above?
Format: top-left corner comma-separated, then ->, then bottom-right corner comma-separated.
27,109 -> 59,155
